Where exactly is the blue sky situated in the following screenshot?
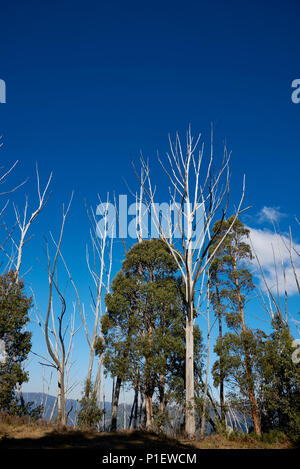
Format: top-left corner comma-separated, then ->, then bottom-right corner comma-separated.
0,0 -> 300,402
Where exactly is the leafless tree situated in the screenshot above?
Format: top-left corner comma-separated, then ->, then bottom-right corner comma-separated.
135,127 -> 245,438
34,193 -> 80,425
59,194 -> 114,423
285,219 -> 300,296
0,156 -> 29,272
0,167 -> 52,285
84,196 -> 113,393
251,219 -> 300,329
13,166 -> 52,280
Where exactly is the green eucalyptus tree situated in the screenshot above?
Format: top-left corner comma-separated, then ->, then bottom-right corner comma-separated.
210,216 -> 262,435
103,239 -> 203,432
260,316 -> 300,437
0,271 -> 32,413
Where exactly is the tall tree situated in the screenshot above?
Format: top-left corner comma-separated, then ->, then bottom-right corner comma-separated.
213,328 -> 264,434
0,271 -> 32,412
103,238 -> 192,432
59,197 -> 114,411
102,270 -> 139,431
137,128 -> 245,437
209,243 -> 227,424
210,216 -> 262,435
37,194 -> 78,426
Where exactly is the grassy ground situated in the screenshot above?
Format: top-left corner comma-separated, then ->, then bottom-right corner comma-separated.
190,433 -> 293,449
0,422 -> 295,450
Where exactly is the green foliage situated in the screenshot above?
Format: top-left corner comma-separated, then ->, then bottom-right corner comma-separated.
77,379 -> 103,430
212,329 -> 265,393
102,239 -> 204,408
214,417 -> 228,436
244,431 -> 261,441
94,335 -> 105,357
208,217 -> 300,439
153,405 -> 170,433
209,216 -> 255,332
0,271 -> 32,412
9,399 -> 43,421
260,316 -> 300,436
261,429 -> 288,444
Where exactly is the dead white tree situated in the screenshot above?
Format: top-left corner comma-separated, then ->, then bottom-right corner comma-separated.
285,220 -> 300,296
135,127 -> 245,438
32,297 -> 79,424
0,165 -> 52,279
0,157 -> 26,197
0,157 -> 29,272
84,196 -> 113,394
59,194 -> 114,412
13,166 -> 52,280
251,219 -> 300,328
39,193 -> 81,425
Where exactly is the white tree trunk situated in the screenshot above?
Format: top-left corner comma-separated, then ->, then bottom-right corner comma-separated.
185,313 -> 195,438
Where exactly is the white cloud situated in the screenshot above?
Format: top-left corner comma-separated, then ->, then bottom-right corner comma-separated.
247,226 -> 300,296
257,206 -> 287,224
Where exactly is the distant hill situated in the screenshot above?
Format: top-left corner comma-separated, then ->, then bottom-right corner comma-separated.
23,392 -> 251,434
23,392 -> 131,429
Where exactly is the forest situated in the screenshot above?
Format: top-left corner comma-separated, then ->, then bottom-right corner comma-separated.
0,129 -> 299,450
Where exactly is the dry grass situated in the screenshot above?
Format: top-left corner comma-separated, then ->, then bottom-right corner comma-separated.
189,434 -> 294,449
0,422 -> 53,441
0,420 -> 295,450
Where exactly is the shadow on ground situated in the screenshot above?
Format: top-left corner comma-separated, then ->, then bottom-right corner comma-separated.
0,429 -> 198,452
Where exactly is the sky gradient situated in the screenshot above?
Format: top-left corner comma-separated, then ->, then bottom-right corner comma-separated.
0,0 -> 299,401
